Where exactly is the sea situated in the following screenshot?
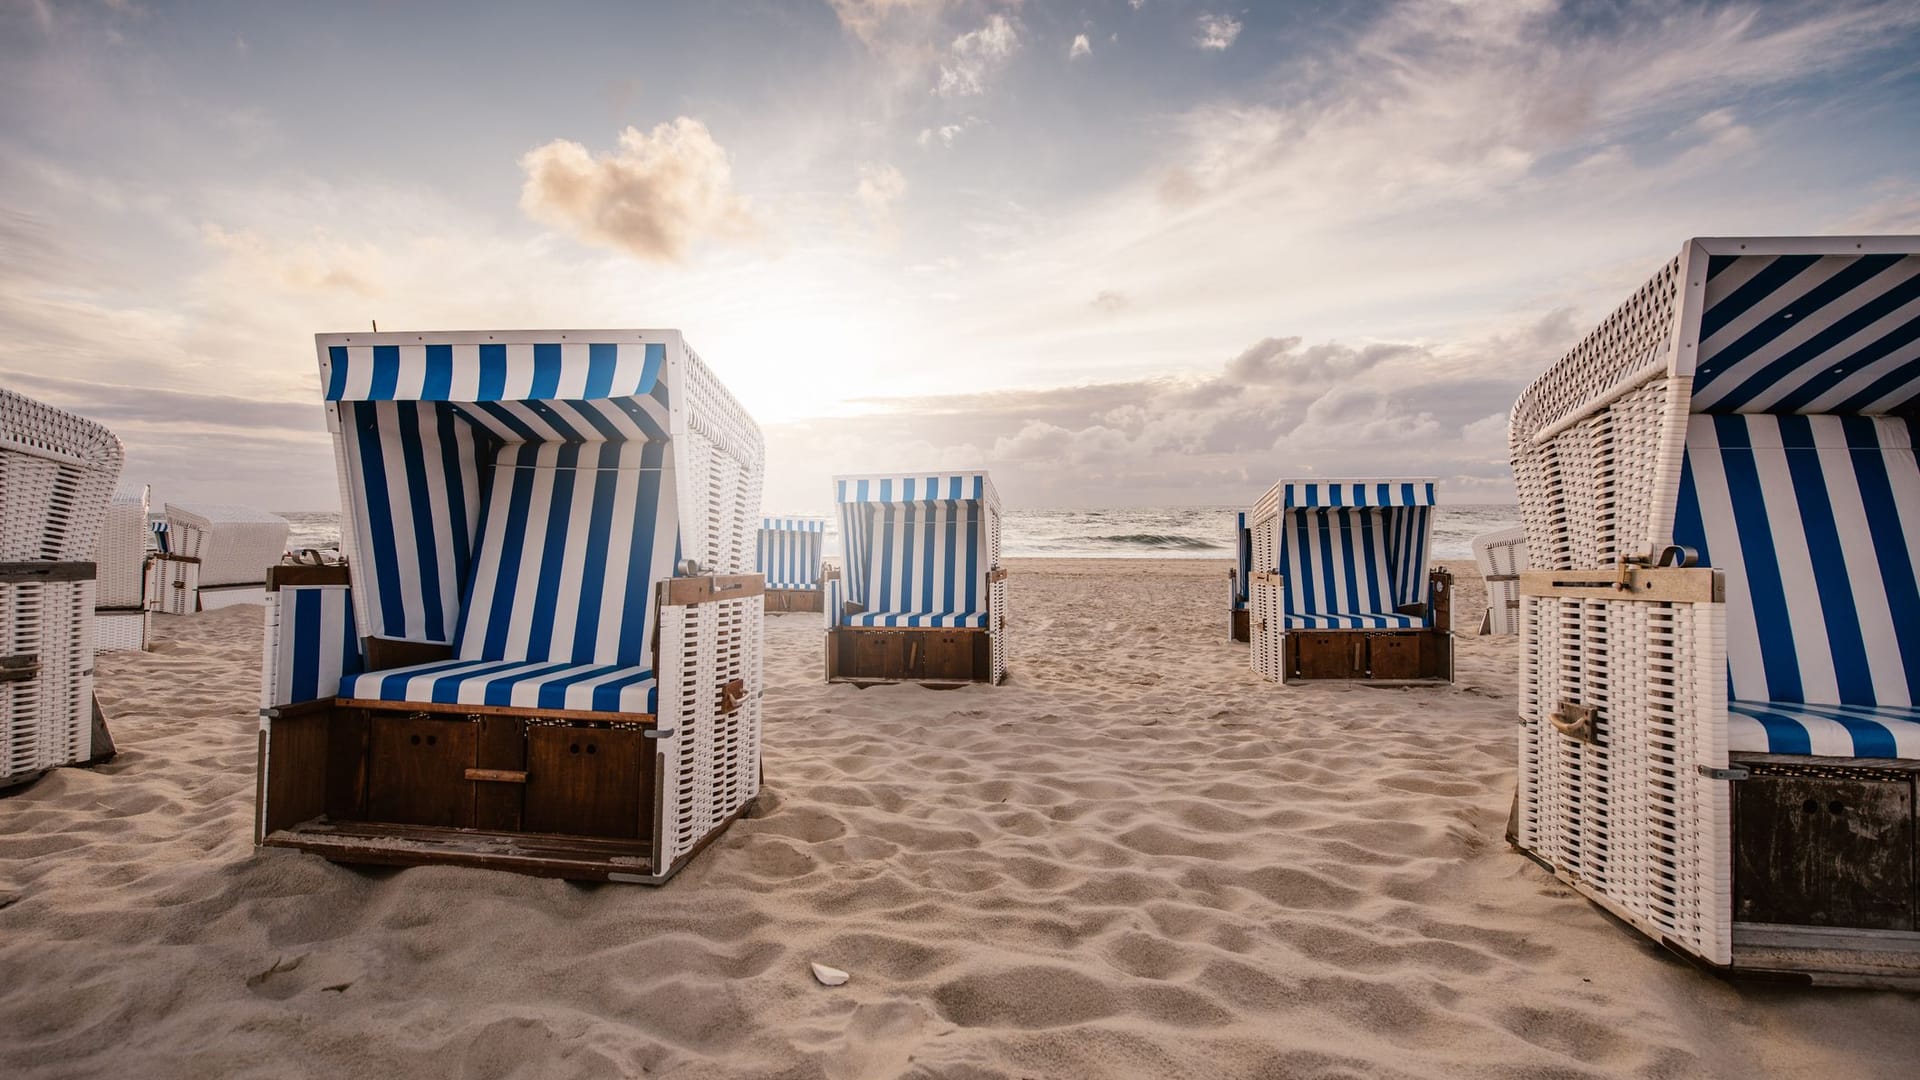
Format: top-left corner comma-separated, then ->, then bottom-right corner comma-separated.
277,505 -> 1521,561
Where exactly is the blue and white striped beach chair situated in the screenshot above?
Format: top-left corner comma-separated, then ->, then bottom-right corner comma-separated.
257,330 -> 765,884
1246,479 -> 1453,682
758,516 -> 826,613
1511,236 -> 1920,985
1228,510 -> 1251,642
825,471 -> 1006,684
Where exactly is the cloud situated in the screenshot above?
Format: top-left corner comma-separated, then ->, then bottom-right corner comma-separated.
517,118 -> 757,262
1090,289 -> 1129,313
936,14 -> 1020,97
1195,14 -> 1242,51
827,0 -> 953,53
916,116 -> 980,148
856,162 -> 908,218
1069,33 -> 1091,61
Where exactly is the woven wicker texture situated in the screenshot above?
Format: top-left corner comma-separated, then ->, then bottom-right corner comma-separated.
163,504 -> 290,588
94,482 -> 150,610
0,386 -> 125,562
1471,526 -> 1528,636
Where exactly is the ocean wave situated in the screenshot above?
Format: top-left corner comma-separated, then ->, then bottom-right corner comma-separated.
1083,532 -> 1224,551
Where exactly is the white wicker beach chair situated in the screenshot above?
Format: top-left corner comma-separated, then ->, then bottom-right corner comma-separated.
1470,525 -> 1528,636
1247,479 -> 1453,682
1227,510 -> 1251,643
1,387 -> 123,789
825,471 -> 1006,685
256,330 -> 764,883
162,502 -> 289,609
92,482 -> 151,652
1510,236 -> 1920,987
758,516 -> 827,613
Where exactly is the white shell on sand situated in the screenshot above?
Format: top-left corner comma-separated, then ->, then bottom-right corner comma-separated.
810,962 -> 849,986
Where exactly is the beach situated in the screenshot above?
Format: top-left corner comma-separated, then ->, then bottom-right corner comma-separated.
2,558 -> 1916,1079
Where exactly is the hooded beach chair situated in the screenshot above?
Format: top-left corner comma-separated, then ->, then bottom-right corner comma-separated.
758,516 -> 827,613
1227,510 -> 1251,642
147,502 -> 289,611
1470,525 -> 1527,636
825,471 -> 1006,685
92,482 -> 152,651
256,330 -> 765,883
1246,479 -> 1453,682
1,387 -> 123,789
1510,236 -> 1920,986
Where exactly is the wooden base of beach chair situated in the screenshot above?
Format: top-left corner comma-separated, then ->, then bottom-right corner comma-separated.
825,626 -> 999,686
1281,628 -> 1454,683
1718,753 -> 1920,987
1229,608 -> 1249,643
765,588 -> 824,614
255,699 -> 738,884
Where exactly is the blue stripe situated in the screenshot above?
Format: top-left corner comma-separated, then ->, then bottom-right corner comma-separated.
480,454 -> 538,661
1357,509 -> 1382,611
478,344 -> 508,400
525,443 -> 580,661
1848,417 -> 1920,696
614,440 -> 664,665
351,405 -> 407,640
422,344 -> 453,399
395,403 -> 446,640
637,343 -> 665,394
1829,314 -> 1920,414
437,405 -> 475,584
585,343 -> 618,398
290,590 -> 321,702
327,346 -> 350,400
1715,415 -> 1802,700
1698,254 -> 1819,343
1699,255 -> 1910,404
1779,415 -> 1871,703
592,667 -> 657,713
530,343 -> 562,399
368,345 -> 401,400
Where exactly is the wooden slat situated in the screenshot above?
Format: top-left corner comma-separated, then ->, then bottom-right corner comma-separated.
1520,567 -> 1723,603
262,820 -> 653,881
267,564 -> 352,591
465,768 -> 528,784
662,574 -> 765,606
0,561 -> 95,584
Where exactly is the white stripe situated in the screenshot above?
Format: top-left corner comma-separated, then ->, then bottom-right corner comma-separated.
556,342 -> 592,398
450,344 -> 483,400
1748,417 -> 1838,702
1714,275 -> 1920,411
1685,418 -> 1765,700
1699,256 -> 1850,360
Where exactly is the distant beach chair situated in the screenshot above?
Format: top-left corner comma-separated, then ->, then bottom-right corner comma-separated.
1470,526 -> 1527,636
1227,510 -> 1251,642
758,516 -> 827,613
151,502 -> 289,610
92,482 -> 151,652
825,471 -> 1006,685
1,387 -> 123,790
1247,479 -> 1453,682
1510,236 -> 1920,986
257,330 -> 765,884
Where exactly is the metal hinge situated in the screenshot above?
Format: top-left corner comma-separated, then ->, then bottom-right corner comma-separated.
1697,764 -> 1750,781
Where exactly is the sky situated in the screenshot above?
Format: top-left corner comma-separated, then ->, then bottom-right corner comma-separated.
3,0 -> 1918,514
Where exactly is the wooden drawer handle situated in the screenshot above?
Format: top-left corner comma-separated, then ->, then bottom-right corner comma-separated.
464,768 -> 528,784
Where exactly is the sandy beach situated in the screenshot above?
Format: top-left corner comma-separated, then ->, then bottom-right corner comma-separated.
3,558 -> 1917,1079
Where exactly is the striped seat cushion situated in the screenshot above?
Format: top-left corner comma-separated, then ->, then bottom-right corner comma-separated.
1676,414 -> 1920,759
1281,507 -> 1430,628
1284,611 -> 1426,630
340,658 -> 657,714
1728,700 -> 1920,758
847,609 -> 989,628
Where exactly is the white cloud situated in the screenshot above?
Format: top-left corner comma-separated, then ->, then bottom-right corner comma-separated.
1069,33 -> 1091,61
517,118 -> 758,262
916,116 -> 980,149
1196,13 -> 1242,51
856,162 -> 908,218
936,13 -> 1020,97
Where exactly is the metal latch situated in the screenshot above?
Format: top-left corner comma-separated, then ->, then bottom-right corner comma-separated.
1549,701 -> 1598,744
1697,764 -> 1750,781
644,728 -> 676,740
0,654 -> 39,684
720,678 -> 746,714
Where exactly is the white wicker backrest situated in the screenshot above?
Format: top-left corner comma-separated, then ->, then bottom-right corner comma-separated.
0,387 -> 125,561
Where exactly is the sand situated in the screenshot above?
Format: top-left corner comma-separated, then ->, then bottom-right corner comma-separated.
2,558 -> 1917,1079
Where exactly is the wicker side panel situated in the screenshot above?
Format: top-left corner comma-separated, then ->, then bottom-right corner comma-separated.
1514,378 -> 1677,572
0,388 -> 125,563
678,343 -> 765,576
656,592 -> 763,867
94,611 -> 148,653
1518,593 -> 1730,964
94,486 -> 150,609
1510,254 -> 1681,447
989,578 -> 1008,684
0,578 -> 94,779
145,558 -> 198,615
1248,516 -> 1284,681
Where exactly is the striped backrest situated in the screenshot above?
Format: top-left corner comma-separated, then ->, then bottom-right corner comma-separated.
455,440 -> 678,667
757,517 -> 824,588
1280,508 -> 1399,617
341,401 -> 493,643
1675,414 -> 1920,707
268,585 -> 363,706
1691,253 -> 1920,415
847,501 -> 986,615
1233,511 -> 1250,607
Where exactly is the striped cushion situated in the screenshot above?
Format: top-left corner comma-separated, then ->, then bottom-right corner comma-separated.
456,440 -> 678,668
1284,611 -> 1426,630
1282,507 -> 1431,624
841,500 -> 987,622
1728,700 -> 1920,758
270,586 -> 363,706
758,518 -> 824,589
340,659 -> 656,714
847,610 -> 989,628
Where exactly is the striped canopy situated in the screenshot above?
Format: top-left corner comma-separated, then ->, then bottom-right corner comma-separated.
833,470 -> 996,627
834,472 -> 994,506
1280,480 -> 1437,508
1690,252 -> 1920,415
